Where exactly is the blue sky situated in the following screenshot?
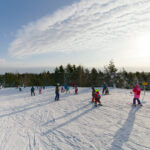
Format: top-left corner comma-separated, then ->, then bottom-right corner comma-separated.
1,0 -> 150,73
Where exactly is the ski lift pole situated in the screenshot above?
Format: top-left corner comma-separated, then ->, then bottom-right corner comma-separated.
142,85 -> 145,102
142,82 -> 148,102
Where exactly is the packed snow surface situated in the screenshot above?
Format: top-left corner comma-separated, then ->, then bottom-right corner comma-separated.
0,87 -> 150,150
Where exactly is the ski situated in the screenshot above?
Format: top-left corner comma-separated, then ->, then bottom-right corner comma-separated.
127,103 -> 143,107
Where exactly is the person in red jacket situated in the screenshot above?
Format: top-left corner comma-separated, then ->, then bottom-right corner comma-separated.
132,85 -> 142,106
75,85 -> 78,94
94,89 -> 102,106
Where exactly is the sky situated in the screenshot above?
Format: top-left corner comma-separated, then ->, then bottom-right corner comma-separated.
1,0 -> 150,73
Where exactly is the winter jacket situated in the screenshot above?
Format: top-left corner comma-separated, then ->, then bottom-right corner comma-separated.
55,86 -> 59,93
95,91 -> 101,99
31,87 -> 34,92
133,85 -> 141,98
103,83 -> 106,89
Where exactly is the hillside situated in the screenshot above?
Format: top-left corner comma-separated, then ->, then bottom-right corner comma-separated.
0,87 -> 150,150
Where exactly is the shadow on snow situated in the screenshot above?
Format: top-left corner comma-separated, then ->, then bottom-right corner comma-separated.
41,104 -> 94,136
109,106 -> 141,150
0,99 -> 52,118
42,103 -> 91,126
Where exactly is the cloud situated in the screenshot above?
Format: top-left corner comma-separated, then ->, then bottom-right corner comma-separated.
0,58 -> 6,64
9,0 -> 150,58
0,58 -> 23,67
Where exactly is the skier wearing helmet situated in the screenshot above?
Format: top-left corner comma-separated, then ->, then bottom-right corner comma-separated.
94,89 -> 102,106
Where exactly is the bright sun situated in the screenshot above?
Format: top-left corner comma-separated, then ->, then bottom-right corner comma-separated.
136,34 -> 150,57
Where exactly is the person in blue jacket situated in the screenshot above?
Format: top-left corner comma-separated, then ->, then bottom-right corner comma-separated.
55,85 -> 60,100
102,82 -> 107,94
64,84 -> 70,93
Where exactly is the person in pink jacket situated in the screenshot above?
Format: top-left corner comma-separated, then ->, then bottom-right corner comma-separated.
39,87 -> 42,94
132,85 -> 142,106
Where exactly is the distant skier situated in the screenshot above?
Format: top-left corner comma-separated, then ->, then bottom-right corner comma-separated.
55,85 -> 60,101
64,84 -> 70,93
72,82 -> 75,88
94,89 -> 102,106
91,87 -> 95,103
39,87 -> 42,94
31,86 -> 35,96
105,85 -> 109,95
75,86 -> 78,94
19,87 -> 22,92
61,86 -> 65,93
102,82 -> 107,95
132,85 -> 142,106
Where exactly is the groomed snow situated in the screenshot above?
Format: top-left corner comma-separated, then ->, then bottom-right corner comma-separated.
0,87 -> 150,150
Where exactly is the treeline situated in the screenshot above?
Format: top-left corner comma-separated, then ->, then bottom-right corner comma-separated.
0,61 -> 150,89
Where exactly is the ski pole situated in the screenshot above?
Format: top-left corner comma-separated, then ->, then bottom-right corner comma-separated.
142,85 -> 145,102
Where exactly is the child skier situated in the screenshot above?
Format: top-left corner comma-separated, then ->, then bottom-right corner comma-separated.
19,87 -> 22,92
55,85 -> 60,101
39,87 -> 42,94
94,89 -> 102,106
102,82 -> 107,95
105,85 -> 109,95
132,85 -> 142,106
91,87 -> 95,102
61,86 -> 65,93
75,86 -> 78,94
64,84 -> 70,93
31,86 -> 35,96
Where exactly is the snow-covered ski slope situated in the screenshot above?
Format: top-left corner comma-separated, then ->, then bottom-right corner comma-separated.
0,87 -> 150,150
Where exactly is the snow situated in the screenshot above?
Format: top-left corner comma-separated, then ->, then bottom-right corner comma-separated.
0,87 -> 150,150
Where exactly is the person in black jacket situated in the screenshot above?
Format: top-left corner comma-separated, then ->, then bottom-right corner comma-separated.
31,86 -> 35,96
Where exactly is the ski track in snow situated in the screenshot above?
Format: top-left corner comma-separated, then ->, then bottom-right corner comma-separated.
0,87 -> 150,150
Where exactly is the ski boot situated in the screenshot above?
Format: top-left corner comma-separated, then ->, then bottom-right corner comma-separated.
98,103 -> 103,106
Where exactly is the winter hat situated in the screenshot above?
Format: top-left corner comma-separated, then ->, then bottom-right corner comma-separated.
135,85 -> 139,88
95,89 -> 99,92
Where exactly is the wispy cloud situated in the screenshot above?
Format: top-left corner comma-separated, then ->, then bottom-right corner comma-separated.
9,0 -> 150,58
0,58 -> 6,64
0,58 -> 23,67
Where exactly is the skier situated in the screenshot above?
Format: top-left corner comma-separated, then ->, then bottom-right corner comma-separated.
94,89 -> 102,106
132,85 -> 142,106
64,84 -> 70,93
19,87 -> 22,92
102,82 -> 107,95
61,86 -> 65,93
39,87 -> 42,94
75,86 -> 78,94
72,82 -> 75,88
91,87 -> 95,103
31,86 -> 35,96
105,85 -> 109,95
55,85 -> 60,101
